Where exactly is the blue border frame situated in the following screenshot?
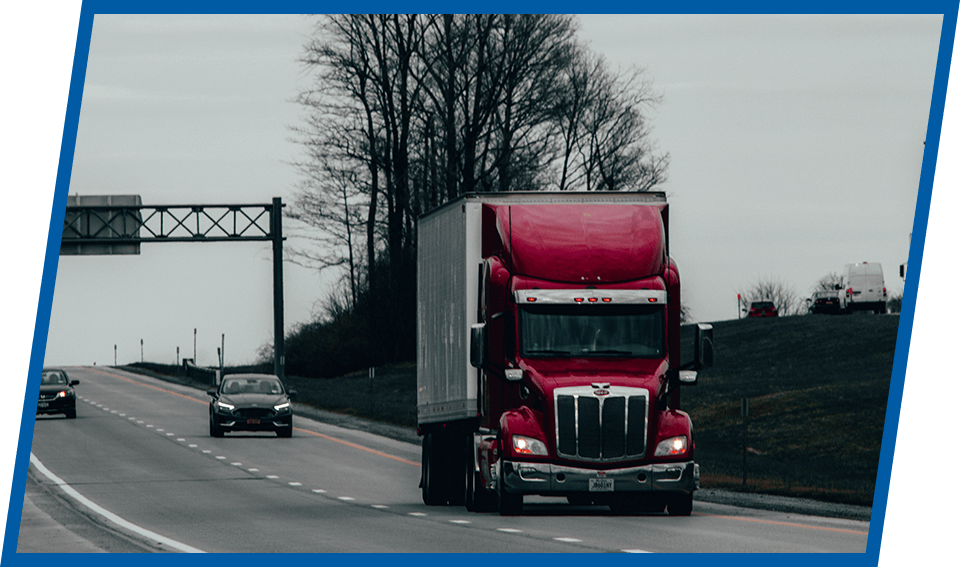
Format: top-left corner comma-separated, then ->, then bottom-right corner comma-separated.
6,1 -> 958,564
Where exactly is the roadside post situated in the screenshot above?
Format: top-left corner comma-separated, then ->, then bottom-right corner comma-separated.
741,397 -> 749,486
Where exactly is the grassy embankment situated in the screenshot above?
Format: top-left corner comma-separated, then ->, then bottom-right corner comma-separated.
131,313 -> 901,507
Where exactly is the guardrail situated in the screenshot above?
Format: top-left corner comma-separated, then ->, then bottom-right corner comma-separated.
182,359 -> 219,387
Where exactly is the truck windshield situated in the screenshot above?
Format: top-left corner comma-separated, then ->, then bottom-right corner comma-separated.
519,304 -> 665,358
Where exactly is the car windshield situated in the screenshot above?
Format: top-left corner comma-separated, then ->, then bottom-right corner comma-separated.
221,377 -> 283,395
40,371 -> 67,385
751,302 -> 774,309
519,304 -> 665,358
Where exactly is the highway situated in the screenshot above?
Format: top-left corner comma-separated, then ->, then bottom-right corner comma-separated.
21,366 -> 870,553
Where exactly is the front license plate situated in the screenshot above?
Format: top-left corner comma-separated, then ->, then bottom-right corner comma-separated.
37,402 -> 49,408
589,478 -> 614,492
247,418 -> 261,425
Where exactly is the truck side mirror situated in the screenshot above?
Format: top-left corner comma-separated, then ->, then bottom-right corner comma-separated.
470,323 -> 486,369
695,323 -> 713,369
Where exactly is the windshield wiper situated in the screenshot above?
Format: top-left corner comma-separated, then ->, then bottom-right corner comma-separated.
580,349 -> 635,357
525,349 -> 574,356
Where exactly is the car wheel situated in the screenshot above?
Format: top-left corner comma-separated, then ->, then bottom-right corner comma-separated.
64,409 -> 76,419
277,423 -> 293,438
209,415 -> 224,438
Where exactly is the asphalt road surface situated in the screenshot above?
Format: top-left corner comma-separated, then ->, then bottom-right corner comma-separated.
18,366 -> 870,553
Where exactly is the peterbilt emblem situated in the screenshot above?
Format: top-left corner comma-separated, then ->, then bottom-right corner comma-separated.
592,382 -> 610,396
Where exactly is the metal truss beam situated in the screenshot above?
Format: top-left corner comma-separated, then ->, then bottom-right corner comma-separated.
62,202 -> 275,244
60,198 -> 287,381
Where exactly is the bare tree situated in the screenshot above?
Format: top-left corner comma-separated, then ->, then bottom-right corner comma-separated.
551,47 -> 668,191
814,272 -> 842,292
290,14 -> 672,364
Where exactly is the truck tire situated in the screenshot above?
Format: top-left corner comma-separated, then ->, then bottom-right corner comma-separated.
497,460 -> 523,516
421,433 -> 447,505
667,492 -> 693,516
464,437 -> 497,512
498,477 -> 523,516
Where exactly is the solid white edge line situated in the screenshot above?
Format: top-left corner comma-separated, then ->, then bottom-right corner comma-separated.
29,453 -> 206,553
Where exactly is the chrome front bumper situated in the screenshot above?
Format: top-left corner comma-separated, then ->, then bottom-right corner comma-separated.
500,460 -> 699,495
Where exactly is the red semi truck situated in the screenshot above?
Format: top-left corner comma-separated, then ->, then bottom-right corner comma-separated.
417,192 -> 712,516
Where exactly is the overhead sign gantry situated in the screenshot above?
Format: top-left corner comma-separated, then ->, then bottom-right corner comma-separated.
60,195 -> 287,380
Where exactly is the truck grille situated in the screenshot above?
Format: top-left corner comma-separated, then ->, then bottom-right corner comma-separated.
554,386 -> 648,462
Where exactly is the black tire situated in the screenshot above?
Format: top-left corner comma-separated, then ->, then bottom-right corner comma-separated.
422,433 -> 447,505
209,415 -> 224,438
464,436 -> 478,511
667,492 -> 693,516
464,437 -> 497,512
277,422 -> 293,438
64,409 -> 76,419
497,465 -> 523,516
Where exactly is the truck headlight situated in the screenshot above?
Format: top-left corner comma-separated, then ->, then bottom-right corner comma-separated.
654,436 -> 687,456
512,435 -> 547,456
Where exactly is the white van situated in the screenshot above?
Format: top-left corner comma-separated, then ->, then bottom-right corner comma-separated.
839,262 -> 887,314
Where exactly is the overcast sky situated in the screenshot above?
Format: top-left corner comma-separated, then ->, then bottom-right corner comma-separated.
42,14 -> 943,367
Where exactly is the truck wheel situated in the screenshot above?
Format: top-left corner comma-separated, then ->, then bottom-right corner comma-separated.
667,492 -> 693,516
445,434 -> 465,506
464,438 -> 497,512
497,464 -> 523,516
422,433 -> 451,505
498,479 -> 523,516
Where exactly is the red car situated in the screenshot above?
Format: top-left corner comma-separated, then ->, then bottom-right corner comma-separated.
748,300 -> 779,317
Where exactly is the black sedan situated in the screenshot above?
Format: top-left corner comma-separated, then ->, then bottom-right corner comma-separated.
207,374 -> 297,438
810,290 -> 842,314
38,368 -> 79,419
